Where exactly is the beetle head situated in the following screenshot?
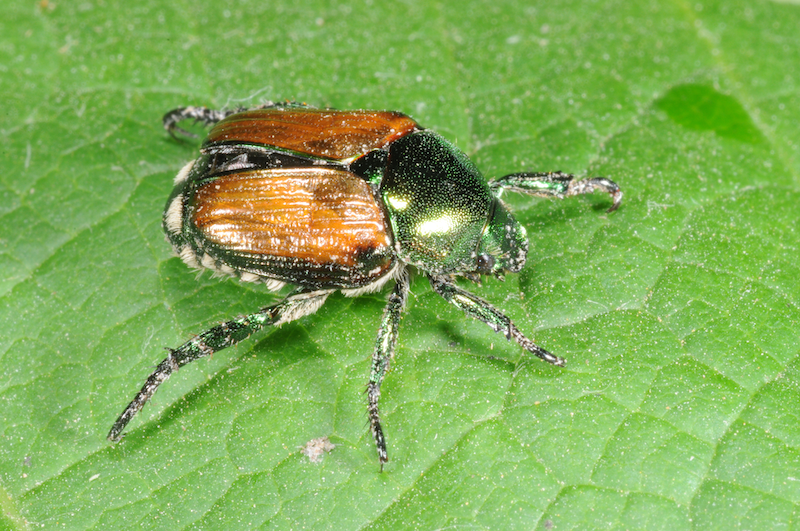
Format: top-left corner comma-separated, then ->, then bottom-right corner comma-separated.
475,198 -> 528,278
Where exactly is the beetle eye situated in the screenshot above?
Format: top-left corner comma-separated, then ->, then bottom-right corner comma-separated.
476,253 -> 495,274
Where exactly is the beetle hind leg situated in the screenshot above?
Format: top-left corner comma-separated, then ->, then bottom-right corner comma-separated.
107,288 -> 332,442
163,101 -> 312,139
490,171 -> 622,212
429,275 -> 565,366
163,106 -> 239,139
368,268 -> 410,470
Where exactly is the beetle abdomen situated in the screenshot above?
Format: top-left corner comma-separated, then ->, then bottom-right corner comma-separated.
179,167 -> 395,288
205,109 -> 420,161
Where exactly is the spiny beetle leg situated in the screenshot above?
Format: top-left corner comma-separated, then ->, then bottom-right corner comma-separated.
368,268 -> 410,470
491,171 -> 622,213
162,106 -> 239,139
107,288 -> 332,442
428,275 -> 565,367
162,101 -> 311,139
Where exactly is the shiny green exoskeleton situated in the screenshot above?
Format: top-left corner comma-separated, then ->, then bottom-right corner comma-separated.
108,102 -> 622,469
381,129 -> 529,277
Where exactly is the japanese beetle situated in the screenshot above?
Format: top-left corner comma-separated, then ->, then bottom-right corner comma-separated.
108,102 -> 621,469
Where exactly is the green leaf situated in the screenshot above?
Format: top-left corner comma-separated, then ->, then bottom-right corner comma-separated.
2,0 -> 799,529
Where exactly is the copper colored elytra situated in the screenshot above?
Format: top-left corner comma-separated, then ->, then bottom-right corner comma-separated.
205,109 -> 419,160
192,167 -> 393,273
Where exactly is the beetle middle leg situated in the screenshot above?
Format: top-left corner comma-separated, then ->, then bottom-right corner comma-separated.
107,287 -> 332,442
368,268 -> 410,470
428,275 -> 565,367
490,171 -> 622,212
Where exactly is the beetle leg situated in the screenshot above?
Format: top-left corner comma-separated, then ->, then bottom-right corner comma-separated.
490,171 -> 622,212
368,267 -> 410,470
428,275 -> 565,367
162,107 -> 240,138
107,288 -> 332,442
163,101 -> 311,139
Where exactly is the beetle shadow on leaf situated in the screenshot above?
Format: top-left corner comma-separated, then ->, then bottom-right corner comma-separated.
531,199 -> 614,223
424,319 -> 521,369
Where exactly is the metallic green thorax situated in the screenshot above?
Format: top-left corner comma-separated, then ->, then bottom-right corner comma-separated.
381,130 -> 526,275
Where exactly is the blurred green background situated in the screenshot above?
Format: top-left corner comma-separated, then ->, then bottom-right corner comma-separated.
2,0 -> 800,529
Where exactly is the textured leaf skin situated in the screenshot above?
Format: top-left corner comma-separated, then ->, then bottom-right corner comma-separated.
1,0 -> 799,529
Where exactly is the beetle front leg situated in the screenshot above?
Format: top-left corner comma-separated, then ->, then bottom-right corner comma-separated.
429,275 -> 565,367
108,288 -> 332,442
368,268 -> 410,470
490,171 -> 622,212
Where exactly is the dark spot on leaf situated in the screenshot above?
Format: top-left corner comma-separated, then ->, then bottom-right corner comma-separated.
655,83 -> 764,144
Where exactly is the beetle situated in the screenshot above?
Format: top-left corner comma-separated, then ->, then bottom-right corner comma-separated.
108,101 -> 621,469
